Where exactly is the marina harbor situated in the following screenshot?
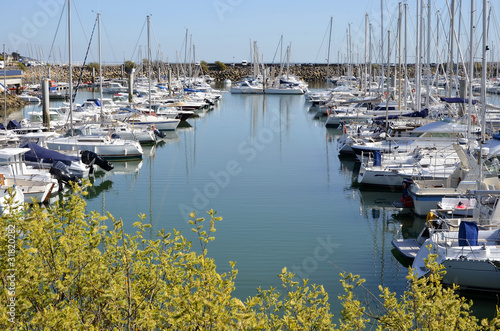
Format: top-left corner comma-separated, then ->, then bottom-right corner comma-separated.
2,0 -> 500,326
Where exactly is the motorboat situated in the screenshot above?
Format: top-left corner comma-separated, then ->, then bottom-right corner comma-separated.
45,131 -> 143,160
0,147 -> 60,203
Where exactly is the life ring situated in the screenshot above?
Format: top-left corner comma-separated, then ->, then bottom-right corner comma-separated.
412,88 -> 416,93
384,92 -> 387,98
0,174 -> 4,186
471,115 -> 476,124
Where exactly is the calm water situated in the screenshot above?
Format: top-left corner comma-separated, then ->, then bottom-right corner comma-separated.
17,85 -> 500,319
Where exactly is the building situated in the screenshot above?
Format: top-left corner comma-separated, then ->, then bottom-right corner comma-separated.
0,70 -> 24,90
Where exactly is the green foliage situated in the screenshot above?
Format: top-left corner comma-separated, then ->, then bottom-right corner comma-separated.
338,252 -> 500,330
17,62 -> 26,71
0,184 -> 331,329
86,62 -> 99,72
214,60 -> 226,71
200,60 -> 209,74
123,60 -> 136,75
0,185 -> 498,330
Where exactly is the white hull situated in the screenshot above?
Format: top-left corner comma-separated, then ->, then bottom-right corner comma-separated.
230,88 -> 264,94
264,87 -> 304,95
46,137 -> 143,159
357,165 -> 404,187
127,117 -> 180,131
2,178 -> 56,204
442,259 -> 500,291
413,228 -> 500,291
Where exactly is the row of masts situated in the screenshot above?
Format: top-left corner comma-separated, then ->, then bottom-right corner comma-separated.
326,0 -> 498,99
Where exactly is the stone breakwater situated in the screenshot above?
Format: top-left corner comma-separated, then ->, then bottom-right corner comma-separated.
0,94 -> 27,114
23,64 -> 423,83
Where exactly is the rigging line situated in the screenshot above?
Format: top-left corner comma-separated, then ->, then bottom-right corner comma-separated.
314,19 -> 331,64
73,0 -> 95,62
101,19 -> 118,64
130,19 -> 147,62
46,0 -> 67,63
270,36 -> 282,65
149,21 -> 161,57
72,16 -> 98,104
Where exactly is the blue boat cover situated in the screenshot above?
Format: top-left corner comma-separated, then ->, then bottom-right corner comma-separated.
373,150 -> 382,166
21,142 -> 80,166
7,120 -> 21,130
85,99 -> 101,107
440,97 -> 477,104
373,109 -> 429,121
458,221 -> 478,246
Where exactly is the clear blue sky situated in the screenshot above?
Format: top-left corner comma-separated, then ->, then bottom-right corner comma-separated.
1,0 -> 495,65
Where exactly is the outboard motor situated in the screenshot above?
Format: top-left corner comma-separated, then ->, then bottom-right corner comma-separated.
154,128 -> 166,138
81,150 -> 114,174
400,178 -> 414,208
50,161 -> 81,187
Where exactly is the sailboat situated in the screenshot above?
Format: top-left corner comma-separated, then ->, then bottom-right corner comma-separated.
45,8 -> 144,160
396,0 -> 500,292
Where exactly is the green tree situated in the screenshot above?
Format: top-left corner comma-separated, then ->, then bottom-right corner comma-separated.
214,60 -> 226,71
123,60 -> 136,75
338,253 -> 500,330
86,62 -> 99,72
200,60 -> 209,74
0,185 -> 498,330
11,52 -> 20,61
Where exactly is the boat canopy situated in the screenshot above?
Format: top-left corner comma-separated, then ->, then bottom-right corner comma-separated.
440,97 -> 477,104
373,109 -> 429,121
458,221 -> 478,246
411,119 -> 468,133
21,142 -> 80,166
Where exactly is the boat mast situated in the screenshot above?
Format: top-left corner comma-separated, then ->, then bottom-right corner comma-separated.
364,13 -> 368,94
426,0 -> 431,109
369,22 -> 373,95
447,0 -> 455,98
415,0 -> 422,113
386,29 -> 390,132
327,16 -> 333,82
404,3 -> 408,111
479,0 -> 487,184
147,15 -> 152,113
98,13 -> 103,122
480,0 -> 487,146
348,23 -> 352,80
467,0 -> 474,140
68,0 -> 73,132
398,3 -> 402,110
3,44 -> 6,123
380,0 -> 384,98
286,43 -> 291,80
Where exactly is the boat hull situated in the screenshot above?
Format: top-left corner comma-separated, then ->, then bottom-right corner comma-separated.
46,138 -> 143,160
442,259 -> 500,291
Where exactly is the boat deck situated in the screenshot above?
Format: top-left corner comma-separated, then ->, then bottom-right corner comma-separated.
392,239 -> 421,259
